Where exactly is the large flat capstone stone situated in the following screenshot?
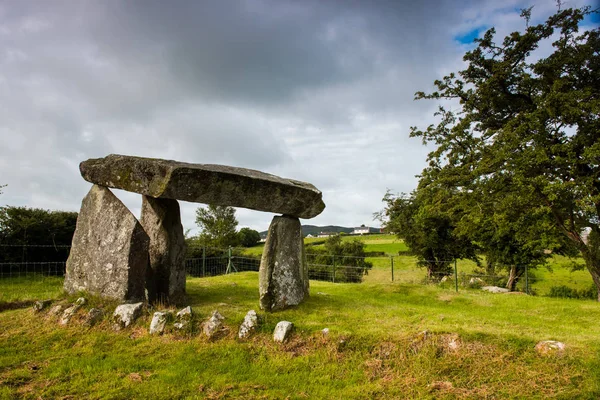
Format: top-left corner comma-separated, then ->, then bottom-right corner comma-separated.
64,185 -> 149,301
259,215 -> 309,312
140,196 -> 186,305
80,154 -> 325,219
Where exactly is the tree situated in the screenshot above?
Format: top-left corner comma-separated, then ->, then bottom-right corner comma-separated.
410,7 -> 600,298
0,206 -> 78,263
237,227 -> 261,247
306,235 -> 372,283
378,187 -> 477,281
0,184 -> 5,195
195,204 -> 239,248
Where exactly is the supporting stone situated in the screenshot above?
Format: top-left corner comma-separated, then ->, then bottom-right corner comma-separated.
140,196 -> 186,304
259,215 -> 309,312
64,185 -> 149,302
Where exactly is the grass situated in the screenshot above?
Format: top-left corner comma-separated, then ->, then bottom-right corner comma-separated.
1,273 -> 600,399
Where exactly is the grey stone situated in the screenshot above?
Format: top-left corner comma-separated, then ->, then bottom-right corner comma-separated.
469,277 -> 484,285
64,185 -> 149,302
273,321 -> 293,343
79,154 -> 325,219
238,310 -> 259,339
174,306 -> 193,330
322,328 -> 330,336
203,310 -> 225,338
33,300 -> 52,312
59,304 -> 81,325
535,340 -> 566,355
140,196 -> 186,304
149,311 -> 171,335
113,302 -> 144,329
48,304 -> 64,316
481,286 -> 510,294
259,216 -> 309,312
75,297 -> 87,306
85,308 -> 104,327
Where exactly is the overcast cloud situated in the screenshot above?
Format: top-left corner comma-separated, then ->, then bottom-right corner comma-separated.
0,0 -> 597,233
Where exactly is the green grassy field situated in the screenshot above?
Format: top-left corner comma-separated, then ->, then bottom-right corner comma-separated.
239,234 -> 595,296
1,273 -> 600,399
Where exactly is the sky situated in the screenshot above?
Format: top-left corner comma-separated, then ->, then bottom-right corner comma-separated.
0,0 -> 597,234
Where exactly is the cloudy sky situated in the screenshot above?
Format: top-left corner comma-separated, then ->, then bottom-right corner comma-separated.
1,0 -> 597,233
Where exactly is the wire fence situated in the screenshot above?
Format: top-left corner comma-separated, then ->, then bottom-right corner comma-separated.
0,244 -> 597,303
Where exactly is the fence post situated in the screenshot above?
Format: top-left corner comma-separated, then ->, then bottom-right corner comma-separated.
525,264 -> 529,295
454,259 -> 458,293
202,246 -> 206,277
332,255 -> 336,283
390,256 -> 394,282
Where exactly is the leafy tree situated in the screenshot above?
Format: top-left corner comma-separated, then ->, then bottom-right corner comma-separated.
378,187 -> 477,281
237,227 -> 261,247
195,205 -> 239,248
307,235 -> 372,283
0,184 -> 5,195
0,206 -> 77,263
410,7 -> 600,298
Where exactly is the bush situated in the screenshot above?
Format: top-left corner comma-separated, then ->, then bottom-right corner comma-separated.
549,285 -> 598,300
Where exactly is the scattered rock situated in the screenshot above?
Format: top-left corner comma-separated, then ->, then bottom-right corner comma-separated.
75,297 -> 87,306
59,304 -> 81,325
446,334 -> 460,351
481,286 -> 510,294
64,185 -> 149,302
469,277 -> 484,285
273,321 -> 293,343
322,328 -> 330,336
173,306 -> 192,330
535,340 -> 566,355
79,154 -> 325,219
33,300 -> 52,312
203,311 -> 225,339
85,308 -> 104,327
48,304 -> 64,317
238,310 -> 259,339
316,292 -> 329,296
140,196 -> 186,304
259,216 -> 309,312
149,311 -> 171,335
113,302 -> 144,329
440,276 -> 449,283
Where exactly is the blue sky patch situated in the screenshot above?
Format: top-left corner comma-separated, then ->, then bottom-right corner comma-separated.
454,27 -> 485,44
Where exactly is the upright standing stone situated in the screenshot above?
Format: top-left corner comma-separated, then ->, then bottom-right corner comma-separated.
259,215 -> 309,312
64,185 -> 149,301
140,196 -> 186,304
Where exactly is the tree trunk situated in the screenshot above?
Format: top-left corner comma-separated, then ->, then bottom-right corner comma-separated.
506,265 -> 523,292
578,230 -> 600,302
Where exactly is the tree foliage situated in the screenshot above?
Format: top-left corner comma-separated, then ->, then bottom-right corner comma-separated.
409,7 -> 600,297
195,205 -> 239,248
237,227 -> 261,247
0,206 -> 77,263
307,235 -> 372,283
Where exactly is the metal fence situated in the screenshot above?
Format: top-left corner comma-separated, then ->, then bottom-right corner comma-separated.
0,245 -> 597,301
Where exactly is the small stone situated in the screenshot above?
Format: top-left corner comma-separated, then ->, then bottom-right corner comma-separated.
535,340 -> 566,355
322,328 -> 330,336
48,304 -> 64,316
149,311 -> 171,335
174,306 -> 192,331
481,286 -> 510,294
113,302 -> 144,329
85,308 -> 104,327
59,305 -> 81,325
429,381 -> 453,391
33,300 -> 52,312
203,311 -> 225,338
273,321 -> 293,343
238,310 -> 259,339
469,277 -> 484,285
75,297 -> 87,306
447,334 -> 460,351
316,292 -> 329,296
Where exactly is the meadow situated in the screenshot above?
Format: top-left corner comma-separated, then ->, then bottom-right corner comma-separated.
1,272 -> 600,399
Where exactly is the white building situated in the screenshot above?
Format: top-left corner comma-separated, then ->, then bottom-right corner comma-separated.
352,226 -> 370,235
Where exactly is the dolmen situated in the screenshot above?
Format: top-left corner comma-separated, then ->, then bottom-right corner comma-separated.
64,154 -> 325,310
